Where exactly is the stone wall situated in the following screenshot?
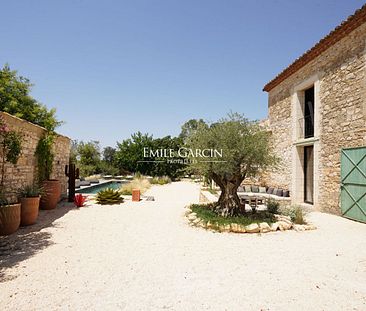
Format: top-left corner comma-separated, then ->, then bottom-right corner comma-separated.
0,112 -> 71,202
266,22 -> 366,214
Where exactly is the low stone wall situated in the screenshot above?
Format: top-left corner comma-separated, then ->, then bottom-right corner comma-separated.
1,112 -> 71,202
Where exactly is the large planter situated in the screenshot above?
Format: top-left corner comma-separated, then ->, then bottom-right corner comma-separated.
40,179 -> 61,210
20,196 -> 40,226
0,203 -> 21,235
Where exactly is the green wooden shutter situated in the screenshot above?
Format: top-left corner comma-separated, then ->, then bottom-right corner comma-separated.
340,147 -> 366,223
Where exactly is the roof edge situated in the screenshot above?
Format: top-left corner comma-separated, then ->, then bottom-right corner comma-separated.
263,4 -> 366,92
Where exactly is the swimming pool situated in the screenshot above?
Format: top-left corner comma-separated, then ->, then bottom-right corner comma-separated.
76,181 -> 127,194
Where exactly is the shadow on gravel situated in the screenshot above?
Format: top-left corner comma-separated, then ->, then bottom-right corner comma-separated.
0,201 -> 76,282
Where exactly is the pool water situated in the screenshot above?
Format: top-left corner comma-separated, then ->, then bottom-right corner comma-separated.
76,181 -> 127,194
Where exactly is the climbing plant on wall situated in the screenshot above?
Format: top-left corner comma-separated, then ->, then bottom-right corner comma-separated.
35,132 -> 55,182
0,115 -> 22,195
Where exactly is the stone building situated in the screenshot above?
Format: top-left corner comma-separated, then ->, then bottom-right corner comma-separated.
0,111 -> 71,202
263,5 -> 366,214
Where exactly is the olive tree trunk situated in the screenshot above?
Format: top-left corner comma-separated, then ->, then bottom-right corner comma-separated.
211,173 -> 244,217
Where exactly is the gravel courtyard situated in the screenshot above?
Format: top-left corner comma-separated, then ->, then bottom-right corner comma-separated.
0,181 -> 365,311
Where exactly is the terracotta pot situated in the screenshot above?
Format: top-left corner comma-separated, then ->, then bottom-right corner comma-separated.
20,196 -> 40,226
0,203 -> 21,235
40,179 -> 61,210
132,189 -> 141,202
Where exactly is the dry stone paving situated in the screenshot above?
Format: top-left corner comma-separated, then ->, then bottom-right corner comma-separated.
0,181 -> 364,311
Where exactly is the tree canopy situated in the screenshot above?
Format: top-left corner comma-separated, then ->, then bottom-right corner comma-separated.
0,64 -> 62,131
73,140 -> 101,177
179,118 -> 207,142
103,146 -> 116,163
115,132 -> 154,175
115,132 -> 186,179
71,141 -> 120,177
187,113 -> 278,216
149,135 -> 186,179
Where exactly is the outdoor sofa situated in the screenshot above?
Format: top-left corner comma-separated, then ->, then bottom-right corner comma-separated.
237,185 -> 290,206
238,185 -> 290,199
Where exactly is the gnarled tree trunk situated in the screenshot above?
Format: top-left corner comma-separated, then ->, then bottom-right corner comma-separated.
211,173 -> 244,217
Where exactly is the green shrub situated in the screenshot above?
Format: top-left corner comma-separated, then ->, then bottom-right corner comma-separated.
97,161 -> 119,176
190,204 -> 274,226
96,188 -> 123,205
267,199 -> 280,214
281,205 -> 307,224
292,206 -> 307,224
151,176 -> 171,185
78,163 -> 98,178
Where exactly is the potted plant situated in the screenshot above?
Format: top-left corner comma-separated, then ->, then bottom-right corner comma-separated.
35,132 -> 61,210
18,184 -> 42,225
0,195 -> 21,235
0,115 -> 22,235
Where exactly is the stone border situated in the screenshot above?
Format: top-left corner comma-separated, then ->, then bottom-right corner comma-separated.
184,206 -> 317,234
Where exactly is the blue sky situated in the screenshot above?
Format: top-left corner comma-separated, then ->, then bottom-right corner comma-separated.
1,0 -> 365,147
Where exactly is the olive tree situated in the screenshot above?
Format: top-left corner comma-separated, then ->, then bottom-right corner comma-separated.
187,113 -> 277,217
179,118 -> 207,142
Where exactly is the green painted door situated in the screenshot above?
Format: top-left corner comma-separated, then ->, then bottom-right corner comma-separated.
340,147 -> 366,223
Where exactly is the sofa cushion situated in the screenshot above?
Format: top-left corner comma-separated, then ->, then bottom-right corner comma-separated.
251,185 -> 259,193
276,189 -> 283,197
273,188 -> 278,196
259,186 -> 266,193
244,185 -> 251,192
283,190 -> 290,197
267,187 -> 274,194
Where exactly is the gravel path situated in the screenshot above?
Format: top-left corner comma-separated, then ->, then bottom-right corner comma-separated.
0,181 -> 365,311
